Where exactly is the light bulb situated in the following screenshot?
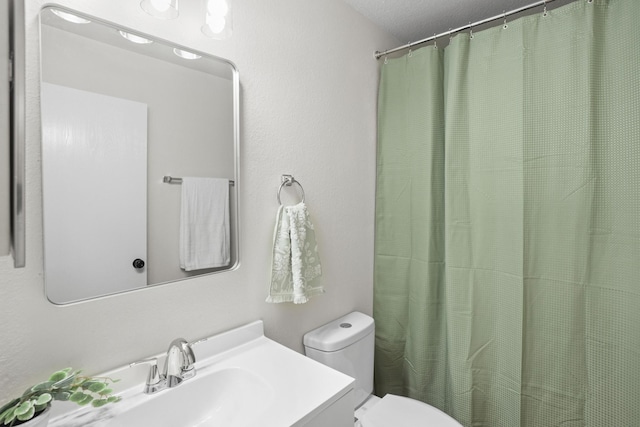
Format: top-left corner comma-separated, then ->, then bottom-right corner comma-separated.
119,31 -> 153,45
205,14 -> 226,34
207,0 -> 229,16
150,0 -> 171,12
201,0 -> 232,39
173,48 -> 201,60
51,9 -> 91,24
140,0 -> 179,19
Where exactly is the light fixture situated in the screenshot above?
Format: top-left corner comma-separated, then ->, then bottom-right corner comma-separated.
173,48 -> 201,60
118,31 -> 153,45
201,0 -> 232,40
140,0 -> 179,20
50,9 -> 91,24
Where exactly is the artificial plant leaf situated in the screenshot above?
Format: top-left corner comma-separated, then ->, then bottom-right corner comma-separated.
31,381 -> 55,392
99,388 -> 113,396
78,395 -> 94,406
107,396 -> 120,403
91,399 -> 109,408
3,407 -> 16,425
52,391 -> 71,401
48,370 -> 68,382
52,372 -> 76,389
0,406 -> 9,423
80,381 -> 99,390
87,383 -> 106,393
13,400 -> 33,416
15,406 -> 35,422
34,403 -> 48,413
35,394 -> 52,406
0,399 -> 19,418
69,392 -> 86,403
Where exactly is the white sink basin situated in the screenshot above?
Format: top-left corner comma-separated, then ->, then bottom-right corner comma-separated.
106,368 -> 274,427
48,321 -> 354,427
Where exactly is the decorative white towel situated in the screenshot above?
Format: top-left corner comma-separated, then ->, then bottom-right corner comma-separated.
179,177 -> 230,271
267,202 -> 323,304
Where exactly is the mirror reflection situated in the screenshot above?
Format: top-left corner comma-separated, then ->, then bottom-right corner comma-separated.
39,7 -> 239,304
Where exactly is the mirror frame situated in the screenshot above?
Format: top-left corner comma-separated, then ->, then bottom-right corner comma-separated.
10,0 -> 26,268
39,5 -> 241,303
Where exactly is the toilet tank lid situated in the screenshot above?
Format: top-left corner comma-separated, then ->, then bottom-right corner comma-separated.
303,311 -> 374,352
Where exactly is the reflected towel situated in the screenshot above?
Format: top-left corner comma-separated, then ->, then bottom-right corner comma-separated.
179,177 -> 230,271
267,202 -> 323,304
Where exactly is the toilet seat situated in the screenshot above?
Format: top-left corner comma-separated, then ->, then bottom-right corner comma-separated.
359,394 -> 462,427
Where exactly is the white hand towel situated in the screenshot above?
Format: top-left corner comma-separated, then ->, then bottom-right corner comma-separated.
267,202 -> 323,304
179,177 -> 230,271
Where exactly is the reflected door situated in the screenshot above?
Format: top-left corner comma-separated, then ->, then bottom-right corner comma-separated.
42,83 -> 147,303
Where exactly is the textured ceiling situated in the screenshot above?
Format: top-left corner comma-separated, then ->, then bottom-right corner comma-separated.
341,0 -> 566,44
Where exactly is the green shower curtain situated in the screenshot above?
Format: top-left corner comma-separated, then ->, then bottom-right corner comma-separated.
374,1 -> 640,426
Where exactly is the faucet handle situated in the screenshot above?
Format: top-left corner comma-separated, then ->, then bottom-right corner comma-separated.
130,357 -> 164,394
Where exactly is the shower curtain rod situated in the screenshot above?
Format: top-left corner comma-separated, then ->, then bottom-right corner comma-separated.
374,0 -> 556,59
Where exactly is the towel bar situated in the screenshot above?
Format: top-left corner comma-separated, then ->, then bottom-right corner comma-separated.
163,176 -> 235,186
277,174 -> 305,206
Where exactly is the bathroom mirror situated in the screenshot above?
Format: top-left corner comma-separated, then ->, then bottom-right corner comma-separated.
39,6 -> 239,304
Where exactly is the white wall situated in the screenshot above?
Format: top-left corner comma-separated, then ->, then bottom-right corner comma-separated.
0,0 -> 398,396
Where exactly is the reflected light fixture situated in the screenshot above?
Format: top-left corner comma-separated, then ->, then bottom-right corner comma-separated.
173,48 -> 201,60
119,31 -> 153,45
140,0 -> 179,19
202,0 -> 232,39
51,9 -> 91,24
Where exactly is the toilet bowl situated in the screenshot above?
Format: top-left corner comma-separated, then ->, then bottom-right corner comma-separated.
355,394 -> 461,427
303,312 -> 462,427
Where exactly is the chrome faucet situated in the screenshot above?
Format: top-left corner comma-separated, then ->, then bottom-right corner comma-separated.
163,338 -> 196,387
130,338 -> 196,394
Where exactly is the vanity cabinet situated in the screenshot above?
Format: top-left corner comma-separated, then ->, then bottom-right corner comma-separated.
299,389 -> 354,427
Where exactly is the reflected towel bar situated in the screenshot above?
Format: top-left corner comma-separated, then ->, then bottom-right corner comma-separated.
163,176 -> 235,186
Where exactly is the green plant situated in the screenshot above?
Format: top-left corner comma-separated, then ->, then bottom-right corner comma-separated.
0,368 -> 121,426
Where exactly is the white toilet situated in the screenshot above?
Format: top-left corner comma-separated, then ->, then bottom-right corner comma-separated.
303,312 -> 462,427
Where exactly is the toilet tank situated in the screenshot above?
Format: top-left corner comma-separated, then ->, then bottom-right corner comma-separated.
303,312 -> 375,409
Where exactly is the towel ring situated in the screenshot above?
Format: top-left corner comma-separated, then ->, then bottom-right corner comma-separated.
277,175 -> 305,206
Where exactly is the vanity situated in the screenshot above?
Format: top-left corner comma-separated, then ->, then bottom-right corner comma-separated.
47,321 -> 355,427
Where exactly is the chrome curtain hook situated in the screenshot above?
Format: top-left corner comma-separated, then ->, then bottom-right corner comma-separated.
408,41 -> 413,57
449,28 -> 453,41
384,55 -> 388,64
469,22 -> 474,39
543,0 -> 548,16
503,11 -> 508,29
433,33 -> 438,49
